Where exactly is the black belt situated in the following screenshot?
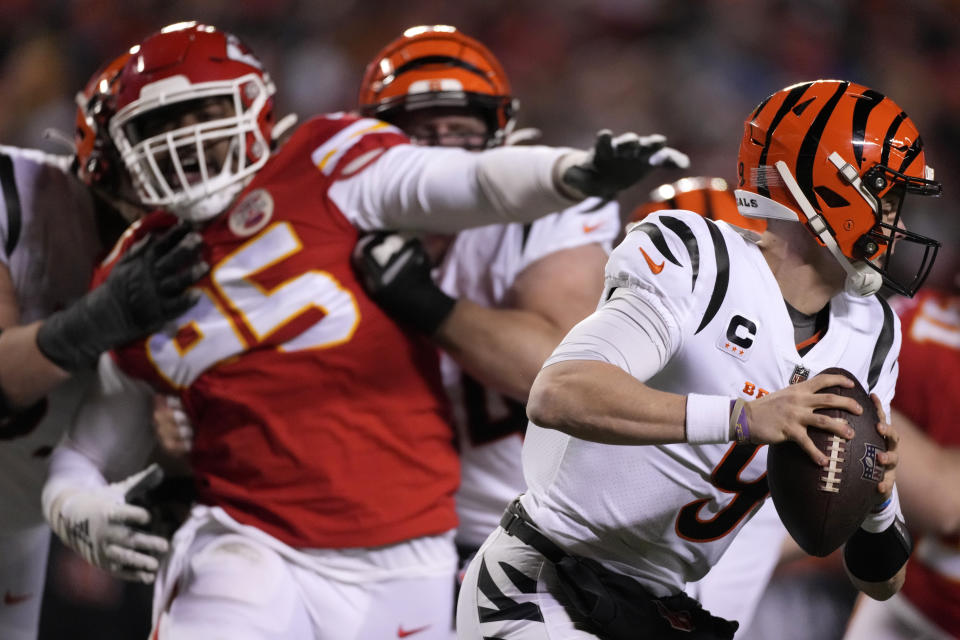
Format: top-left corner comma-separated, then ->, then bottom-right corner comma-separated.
499,497 -> 568,564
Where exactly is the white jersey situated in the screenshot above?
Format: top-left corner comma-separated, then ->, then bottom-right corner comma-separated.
520,209 -> 900,597
435,198 -> 620,549
0,145 -> 100,532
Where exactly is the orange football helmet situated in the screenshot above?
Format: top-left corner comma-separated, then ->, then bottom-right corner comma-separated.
737,80 -> 941,296
74,51 -> 131,189
630,177 -> 766,232
358,25 -> 516,148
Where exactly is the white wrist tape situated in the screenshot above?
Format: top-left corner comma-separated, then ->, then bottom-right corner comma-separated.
861,484 -> 901,534
686,394 -> 733,444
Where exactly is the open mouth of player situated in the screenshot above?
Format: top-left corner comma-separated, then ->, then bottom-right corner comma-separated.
158,147 -> 226,190
179,153 -> 214,187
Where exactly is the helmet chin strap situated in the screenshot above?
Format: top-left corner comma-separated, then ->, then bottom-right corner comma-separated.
773,160 -> 882,297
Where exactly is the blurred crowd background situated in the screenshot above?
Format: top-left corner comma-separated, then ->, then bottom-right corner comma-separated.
1,0 -> 958,282
1,0 -> 957,637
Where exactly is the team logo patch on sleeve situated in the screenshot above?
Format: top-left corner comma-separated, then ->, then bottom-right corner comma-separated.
859,443 -> 884,482
228,189 -> 274,237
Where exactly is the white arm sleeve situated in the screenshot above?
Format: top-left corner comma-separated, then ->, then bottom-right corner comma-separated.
42,354 -> 155,518
543,288 -> 676,383
329,144 -> 578,233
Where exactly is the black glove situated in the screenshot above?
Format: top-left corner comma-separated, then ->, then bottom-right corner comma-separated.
351,232 -> 455,336
560,130 -> 690,200
37,223 -> 207,371
124,465 -> 196,540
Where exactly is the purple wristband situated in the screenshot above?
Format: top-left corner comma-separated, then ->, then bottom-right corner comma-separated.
729,399 -> 750,443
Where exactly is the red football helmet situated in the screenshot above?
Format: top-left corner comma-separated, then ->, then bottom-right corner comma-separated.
74,51 -> 131,190
358,25 -> 516,148
630,177 -> 767,233
737,80 -> 941,296
109,22 -> 276,221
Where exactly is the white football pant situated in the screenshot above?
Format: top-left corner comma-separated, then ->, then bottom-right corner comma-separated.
0,523 -> 50,640
152,505 -> 457,640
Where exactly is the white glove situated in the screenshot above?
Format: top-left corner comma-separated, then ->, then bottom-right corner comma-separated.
557,130 -> 690,200
46,463 -> 170,583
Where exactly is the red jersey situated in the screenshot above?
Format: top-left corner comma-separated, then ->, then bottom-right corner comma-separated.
891,289 -> 960,634
96,114 -> 459,549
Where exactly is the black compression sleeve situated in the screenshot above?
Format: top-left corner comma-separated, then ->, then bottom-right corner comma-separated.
843,518 -> 913,582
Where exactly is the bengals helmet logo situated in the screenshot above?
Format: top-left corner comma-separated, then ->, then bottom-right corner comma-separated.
736,80 -> 941,296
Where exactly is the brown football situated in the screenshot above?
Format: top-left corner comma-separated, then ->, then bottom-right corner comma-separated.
766,367 -> 886,557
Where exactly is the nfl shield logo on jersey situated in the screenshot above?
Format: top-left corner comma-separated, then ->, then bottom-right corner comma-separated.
228,189 -> 274,237
790,365 -> 810,385
716,314 -> 758,362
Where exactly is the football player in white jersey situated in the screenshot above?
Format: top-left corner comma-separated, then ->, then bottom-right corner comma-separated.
0,53 -> 205,640
457,80 -> 941,639
630,177 -> 789,639
351,25 -> 686,581
41,23 -> 692,640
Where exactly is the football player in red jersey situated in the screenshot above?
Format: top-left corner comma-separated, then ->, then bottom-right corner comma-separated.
0,52 -> 204,640
350,25 -> 687,602
41,22 -> 688,639
844,285 -> 960,639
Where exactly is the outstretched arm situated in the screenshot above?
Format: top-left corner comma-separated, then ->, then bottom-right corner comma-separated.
334,131 -> 688,233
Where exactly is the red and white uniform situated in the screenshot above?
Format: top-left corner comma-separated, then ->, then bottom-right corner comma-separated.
847,290 -> 960,640
0,146 -> 100,640
47,113 -> 579,639
897,290 -> 960,637
436,199 -> 620,551
103,115 -> 460,549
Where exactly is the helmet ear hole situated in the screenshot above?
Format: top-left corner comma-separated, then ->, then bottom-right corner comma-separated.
853,235 -> 881,260
863,166 -> 888,195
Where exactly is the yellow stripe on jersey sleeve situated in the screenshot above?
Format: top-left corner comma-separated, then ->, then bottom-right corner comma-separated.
311,119 -> 403,176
